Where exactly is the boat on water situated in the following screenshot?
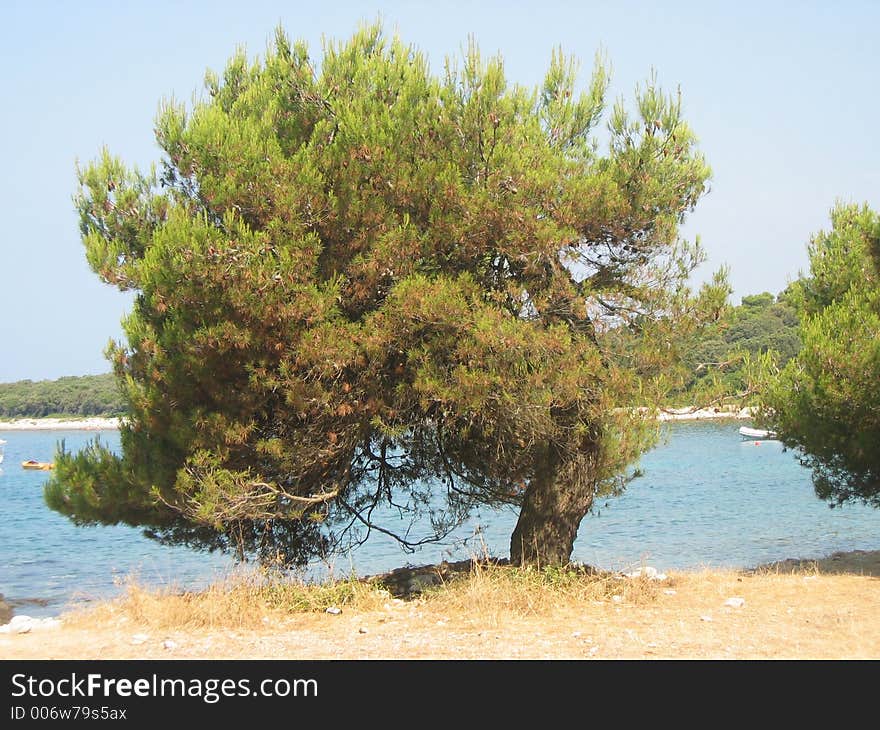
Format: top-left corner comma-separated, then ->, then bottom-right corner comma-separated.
21,460 -> 54,471
0,438 -> 5,465
738,426 -> 778,441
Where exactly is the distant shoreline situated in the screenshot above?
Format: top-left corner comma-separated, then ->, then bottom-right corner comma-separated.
0,417 -> 122,431
0,407 -> 754,431
655,405 -> 754,422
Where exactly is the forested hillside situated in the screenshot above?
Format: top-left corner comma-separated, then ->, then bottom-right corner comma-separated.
0,374 -> 125,418
669,289 -> 801,407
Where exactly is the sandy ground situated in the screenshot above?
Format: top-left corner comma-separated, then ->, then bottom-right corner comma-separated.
2,549 -> 878,660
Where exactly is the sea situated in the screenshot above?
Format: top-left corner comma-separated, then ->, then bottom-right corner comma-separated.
1,420 -> 878,619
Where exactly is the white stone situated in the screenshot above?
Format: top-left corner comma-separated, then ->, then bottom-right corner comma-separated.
0,616 -> 61,634
8,616 -> 34,634
29,618 -> 60,630
624,566 -> 668,581
700,615 -> 713,622
325,606 -> 342,615
163,639 -> 178,650
724,597 -> 746,608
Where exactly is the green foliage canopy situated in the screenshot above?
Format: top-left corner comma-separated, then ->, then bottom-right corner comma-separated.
760,202 -> 880,506
47,24 -> 719,566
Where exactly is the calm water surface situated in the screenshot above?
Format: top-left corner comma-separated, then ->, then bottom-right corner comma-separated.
1,421 -> 877,618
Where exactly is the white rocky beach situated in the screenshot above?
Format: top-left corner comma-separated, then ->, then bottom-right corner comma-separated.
0,416 -> 122,431
655,405 -> 755,421
0,407 -> 754,432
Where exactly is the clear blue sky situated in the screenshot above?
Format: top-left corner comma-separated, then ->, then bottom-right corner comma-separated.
1,1 -> 877,383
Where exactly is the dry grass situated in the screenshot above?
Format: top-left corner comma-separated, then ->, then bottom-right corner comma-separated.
3,550 -> 879,659
64,569 -> 394,632
421,561 -> 664,621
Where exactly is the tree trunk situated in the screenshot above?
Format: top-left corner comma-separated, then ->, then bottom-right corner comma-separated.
509,455 -> 596,567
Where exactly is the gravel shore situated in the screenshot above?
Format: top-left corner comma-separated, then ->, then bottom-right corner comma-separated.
0,417 -> 122,431
0,407 -> 754,432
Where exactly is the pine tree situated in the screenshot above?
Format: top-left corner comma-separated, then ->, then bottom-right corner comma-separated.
760,203 -> 880,506
47,24 -> 721,566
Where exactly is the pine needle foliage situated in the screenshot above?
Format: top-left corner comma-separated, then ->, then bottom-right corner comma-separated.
48,23 -> 722,566
759,202 -> 880,506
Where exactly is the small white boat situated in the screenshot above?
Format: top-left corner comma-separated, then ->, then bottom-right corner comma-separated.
0,438 -> 5,465
739,426 -> 777,440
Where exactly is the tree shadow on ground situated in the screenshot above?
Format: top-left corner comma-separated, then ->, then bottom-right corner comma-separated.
753,549 -> 880,578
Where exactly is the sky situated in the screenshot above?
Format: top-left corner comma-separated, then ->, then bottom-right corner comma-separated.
1,1 -> 877,383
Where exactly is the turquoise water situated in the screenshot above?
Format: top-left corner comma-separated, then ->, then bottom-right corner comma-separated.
1,421 -> 878,618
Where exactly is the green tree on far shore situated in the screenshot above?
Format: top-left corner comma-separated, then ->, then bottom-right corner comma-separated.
667,285 -> 800,408
0,374 -> 124,418
47,24 -> 724,567
759,202 -> 880,506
